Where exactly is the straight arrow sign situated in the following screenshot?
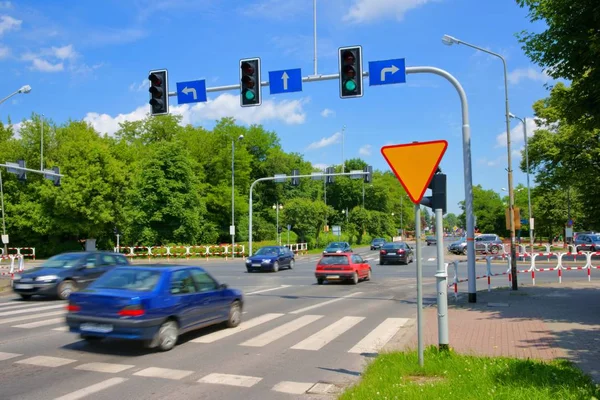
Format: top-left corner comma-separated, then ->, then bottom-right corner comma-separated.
282,71 -> 289,91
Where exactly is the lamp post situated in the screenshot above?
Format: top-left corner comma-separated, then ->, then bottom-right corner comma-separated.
509,113 -> 534,255
0,85 -> 32,106
273,204 -> 283,245
232,135 -> 244,258
443,34 -> 518,290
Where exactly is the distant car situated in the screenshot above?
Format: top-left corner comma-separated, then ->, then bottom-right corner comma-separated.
370,238 -> 386,250
245,246 -> 295,272
574,233 -> 600,252
447,234 -> 503,255
315,253 -> 371,285
65,265 -> 243,352
425,236 -> 437,246
379,242 -> 414,265
323,242 -> 352,254
12,251 -> 130,300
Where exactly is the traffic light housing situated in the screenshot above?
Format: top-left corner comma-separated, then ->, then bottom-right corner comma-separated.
363,165 -> 372,183
291,169 -> 300,186
420,170 -> 447,214
240,58 -> 261,107
148,69 -> 169,116
278,226 -> 283,234
326,167 -> 335,184
17,159 -> 26,182
338,46 -> 363,98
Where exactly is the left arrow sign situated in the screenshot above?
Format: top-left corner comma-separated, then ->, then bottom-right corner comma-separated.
176,80 -> 207,104
182,87 -> 197,99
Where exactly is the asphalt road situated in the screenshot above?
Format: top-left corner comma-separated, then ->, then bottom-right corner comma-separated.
0,244 -> 449,400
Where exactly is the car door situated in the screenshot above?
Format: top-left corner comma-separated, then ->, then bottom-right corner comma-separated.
278,247 -> 290,267
189,269 -> 226,322
351,254 -> 365,278
76,254 -> 103,288
169,270 -> 201,330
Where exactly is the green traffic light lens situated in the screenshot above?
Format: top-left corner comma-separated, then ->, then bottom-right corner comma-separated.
345,80 -> 357,91
245,90 -> 255,101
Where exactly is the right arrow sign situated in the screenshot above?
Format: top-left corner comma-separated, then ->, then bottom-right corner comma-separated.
381,140 -> 448,204
369,58 -> 406,86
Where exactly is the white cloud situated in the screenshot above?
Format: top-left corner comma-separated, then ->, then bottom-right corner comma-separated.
239,0 -> 307,19
307,132 -> 342,150
30,58 -> 63,72
507,67 -> 551,85
0,45 -> 9,58
320,108 -> 335,118
359,144 -> 372,156
343,0 -> 433,24
84,93 -> 308,136
52,44 -> 77,60
0,15 -> 20,35
129,79 -> 148,92
495,117 -> 542,148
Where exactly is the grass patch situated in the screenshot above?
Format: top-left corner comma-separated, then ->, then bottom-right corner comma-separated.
339,346 -> 599,400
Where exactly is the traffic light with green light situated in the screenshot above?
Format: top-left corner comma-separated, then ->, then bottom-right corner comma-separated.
240,58 -> 261,107
339,46 -> 363,98
148,69 -> 169,116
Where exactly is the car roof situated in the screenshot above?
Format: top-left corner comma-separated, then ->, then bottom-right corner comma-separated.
114,264 -> 207,273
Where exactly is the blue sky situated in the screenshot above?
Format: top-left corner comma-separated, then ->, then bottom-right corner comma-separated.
0,0 -> 553,214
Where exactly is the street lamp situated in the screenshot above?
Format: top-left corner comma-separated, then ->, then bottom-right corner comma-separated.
232,134 -> 244,258
273,204 -> 283,245
0,85 -> 32,105
509,113 -> 534,255
443,34 -> 519,291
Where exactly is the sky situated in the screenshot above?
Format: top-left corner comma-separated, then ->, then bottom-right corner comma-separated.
0,0 -> 554,215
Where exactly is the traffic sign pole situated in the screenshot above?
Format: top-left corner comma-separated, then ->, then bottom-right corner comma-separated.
415,204 -> 424,367
435,207 -> 449,351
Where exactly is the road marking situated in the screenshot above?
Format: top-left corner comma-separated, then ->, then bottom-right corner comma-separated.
0,303 -> 65,317
289,292 -> 363,314
75,362 -> 135,373
53,326 -> 69,331
348,318 -> 410,354
427,258 -> 436,261
245,285 -> 291,295
13,317 -> 64,329
240,315 -> 323,347
133,367 -> 193,380
0,310 -> 65,325
198,373 -> 262,387
0,351 -> 21,361
16,355 -> 76,367
0,301 -> 53,310
191,313 -> 284,343
272,381 -> 315,394
291,316 -> 365,351
54,377 -> 128,400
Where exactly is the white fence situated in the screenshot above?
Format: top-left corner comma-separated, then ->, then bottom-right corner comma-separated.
113,243 -> 309,259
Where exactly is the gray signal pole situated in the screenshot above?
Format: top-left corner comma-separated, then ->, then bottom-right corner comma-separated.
435,207 -> 449,350
414,204 -> 424,366
0,171 -> 6,255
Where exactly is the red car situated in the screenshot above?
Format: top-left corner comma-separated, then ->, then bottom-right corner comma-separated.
315,253 -> 372,285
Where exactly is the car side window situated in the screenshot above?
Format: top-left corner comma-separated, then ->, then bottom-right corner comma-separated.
116,255 -> 129,265
83,254 -> 97,268
352,255 -> 364,263
190,270 -> 218,292
170,270 -> 197,295
101,254 -> 116,266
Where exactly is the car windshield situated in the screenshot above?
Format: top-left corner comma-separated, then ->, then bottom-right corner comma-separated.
319,255 -> 349,265
254,247 -> 279,256
373,238 -> 385,243
91,268 -> 161,292
327,243 -> 344,248
40,253 -> 84,269
590,235 -> 600,241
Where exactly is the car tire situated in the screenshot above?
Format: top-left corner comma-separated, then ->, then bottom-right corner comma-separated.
351,272 -> 359,285
246,268 -> 251,273
365,270 -> 372,281
226,301 -> 242,328
379,260 -> 385,265
490,246 -> 500,255
57,280 -> 76,300
19,294 -> 32,301
317,278 -> 324,285
149,320 -> 179,352
289,259 -> 295,269
462,247 -> 468,256
272,261 -> 279,272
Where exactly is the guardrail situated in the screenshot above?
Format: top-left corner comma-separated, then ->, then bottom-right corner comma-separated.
113,243 -> 309,259
0,247 -> 35,260
0,254 -> 25,278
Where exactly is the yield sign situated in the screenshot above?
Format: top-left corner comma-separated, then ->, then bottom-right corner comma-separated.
381,140 -> 448,204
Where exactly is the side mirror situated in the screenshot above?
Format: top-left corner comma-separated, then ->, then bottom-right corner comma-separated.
219,283 -> 228,290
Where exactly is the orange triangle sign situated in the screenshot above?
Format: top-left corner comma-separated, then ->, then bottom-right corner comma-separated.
381,140 -> 448,204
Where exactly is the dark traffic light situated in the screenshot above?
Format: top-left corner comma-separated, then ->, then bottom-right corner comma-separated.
363,165 -> 372,183
148,69 -> 169,116
326,167 -> 335,184
420,170 -> 447,214
278,226 -> 283,234
338,46 -> 363,98
240,58 -> 261,107
291,169 -> 300,186
17,159 -> 26,182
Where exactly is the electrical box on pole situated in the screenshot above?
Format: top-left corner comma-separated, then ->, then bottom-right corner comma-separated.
17,159 -> 26,182
291,169 -> 300,186
338,46 -> 363,98
363,165 -> 372,183
240,58 -> 261,107
148,69 -> 169,116
326,167 -> 335,184
420,170 -> 447,215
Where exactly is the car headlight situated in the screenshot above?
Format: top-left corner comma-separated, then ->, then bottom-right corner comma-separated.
36,275 -> 58,282
245,260 -> 251,264
12,274 -> 21,280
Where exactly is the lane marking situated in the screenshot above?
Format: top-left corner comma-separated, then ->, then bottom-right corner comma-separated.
53,326 -> 69,331
290,316 -> 365,351
245,285 -> 291,295
427,258 -> 436,261
75,362 -> 135,374
289,292 -> 363,314
191,313 -> 284,343
13,317 -> 64,329
0,303 -> 65,317
133,367 -> 193,380
0,310 -> 65,325
54,377 -> 128,400
198,373 -> 262,387
272,381 -> 315,394
0,351 -> 22,361
16,355 -> 76,368
240,315 -> 323,347
0,302 -> 59,310
348,317 -> 410,354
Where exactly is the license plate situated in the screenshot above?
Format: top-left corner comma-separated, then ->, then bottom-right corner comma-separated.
327,275 -> 340,279
14,284 -> 33,289
80,323 -> 113,333
252,263 -> 261,267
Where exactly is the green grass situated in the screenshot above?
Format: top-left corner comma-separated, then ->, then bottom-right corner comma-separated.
339,346 -> 599,400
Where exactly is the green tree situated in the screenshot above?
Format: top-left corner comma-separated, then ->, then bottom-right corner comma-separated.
458,185 -> 505,234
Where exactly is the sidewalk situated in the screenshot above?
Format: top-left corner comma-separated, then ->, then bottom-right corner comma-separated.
387,281 -> 600,383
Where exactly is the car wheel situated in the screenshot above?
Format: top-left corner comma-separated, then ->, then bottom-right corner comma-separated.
80,335 -> 103,344
317,278 -> 324,285
379,260 -> 385,265
57,280 -> 76,300
490,246 -> 499,254
19,294 -> 32,301
365,270 -> 372,281
462,247 -> 468,255
289,259 -> 295,269
246,268 -> 251,273
226,301 -> 242,328
272,261 -> 279,272
351,272 -> 359,285
149,320 -> 179,352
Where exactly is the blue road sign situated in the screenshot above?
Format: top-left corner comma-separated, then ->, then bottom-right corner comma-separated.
269,68 -> 302,94
368,58 -> 406,86
176,80 -> 207,104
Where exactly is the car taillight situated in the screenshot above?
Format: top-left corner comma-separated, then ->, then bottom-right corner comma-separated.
380,250 -> 387,255
396,250 -> 405,254
118,304 -> 145,317
66,304 -> 80,312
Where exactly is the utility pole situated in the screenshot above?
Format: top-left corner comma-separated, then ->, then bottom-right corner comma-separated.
40,114 -> 44,171
0,171 -> 6,256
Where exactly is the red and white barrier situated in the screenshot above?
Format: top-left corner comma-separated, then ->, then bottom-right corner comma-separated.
0,254 -> 25,278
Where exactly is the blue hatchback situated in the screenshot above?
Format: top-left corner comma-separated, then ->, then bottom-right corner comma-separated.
65,265 -> 244,351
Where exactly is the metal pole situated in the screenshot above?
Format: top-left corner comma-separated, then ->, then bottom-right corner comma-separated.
231,139 -> 235,259
415,204 -> 424,366
313,0 -> 318,76
0,89 -> 19,105
523,118 -> 534,255
341,125 -> 345,172
276,204 -> 279,244
0,171 -> 6,256
40,114 -> 44,171
362,182 -> 365,208
435,208 -> 449,350
116,234 -> 120,251
401,196 -> 404,238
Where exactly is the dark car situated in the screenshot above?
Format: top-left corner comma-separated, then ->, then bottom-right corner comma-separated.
425,236 -> 437,246
574,233 -> 600,252
323,242 -> 352,254
12,251 -> 130,300
65,265 -> 243,351
379,242 -> 414,265
245,246 -> 295,272
370,238 -> 386,250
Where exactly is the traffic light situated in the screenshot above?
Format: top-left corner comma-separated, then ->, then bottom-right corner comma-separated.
338,46 -> 363,98
278,226 -> 283,234
51,166 -> 60,186
291,169 -> 300,186
240,58 -> 261,107
363,165 -> 372,183
148,69 -> 169,116
326,167 -> 335,184
17,159 -> 26,182
420,170 -> 447,214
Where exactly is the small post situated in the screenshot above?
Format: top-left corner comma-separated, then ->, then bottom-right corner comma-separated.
434,208 -> 449,351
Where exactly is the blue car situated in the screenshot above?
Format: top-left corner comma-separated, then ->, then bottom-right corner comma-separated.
245,246 -> 295,272
65,265 -> 244,352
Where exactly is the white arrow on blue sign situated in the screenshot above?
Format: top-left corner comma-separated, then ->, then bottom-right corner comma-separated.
368,58 -> 406,86
269,68 -> 302,94
176,80 -> 207,104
